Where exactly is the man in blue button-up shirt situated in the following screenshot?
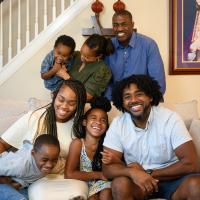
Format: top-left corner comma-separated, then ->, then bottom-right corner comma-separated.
104,10 -> 166,100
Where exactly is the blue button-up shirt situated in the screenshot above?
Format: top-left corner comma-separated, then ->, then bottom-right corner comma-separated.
104,32 -> 165,100
40,50 -> 73,92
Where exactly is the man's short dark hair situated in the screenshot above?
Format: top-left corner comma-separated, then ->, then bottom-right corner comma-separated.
112,75 -> 163,112
113,9 -> 133,22
33,134 -> 60,152
54,35 -> 76,53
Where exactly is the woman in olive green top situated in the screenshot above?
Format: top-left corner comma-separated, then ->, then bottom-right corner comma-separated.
69,34 -> 114,101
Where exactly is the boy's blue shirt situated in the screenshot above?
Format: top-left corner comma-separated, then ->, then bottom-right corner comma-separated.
0,141 -> 43,188
40,50 -> 74,92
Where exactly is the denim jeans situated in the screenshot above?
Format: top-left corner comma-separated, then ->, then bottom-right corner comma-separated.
0,184 -> 28,200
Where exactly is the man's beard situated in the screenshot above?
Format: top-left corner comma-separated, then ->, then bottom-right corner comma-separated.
124,104 -> 151,122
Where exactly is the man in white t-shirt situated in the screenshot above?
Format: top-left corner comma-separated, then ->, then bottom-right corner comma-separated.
102,75 -> 200,200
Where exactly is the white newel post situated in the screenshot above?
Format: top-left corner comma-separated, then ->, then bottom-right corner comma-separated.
17,0 -> 21,53
61,0 -> 65,13
26,0 -> 30,45
35,0 -> 38,37
44,0 -> 47,28
8,0 -> 12,61
0,1 -> 3,68
52,0 -> 56,21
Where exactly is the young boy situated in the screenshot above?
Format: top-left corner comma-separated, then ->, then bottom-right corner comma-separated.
0,134 -> 60,200
41,35 -> 76,92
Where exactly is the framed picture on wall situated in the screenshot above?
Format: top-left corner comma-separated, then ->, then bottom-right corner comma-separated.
169,0 -> 200,74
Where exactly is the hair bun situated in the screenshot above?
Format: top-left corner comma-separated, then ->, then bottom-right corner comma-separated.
90,96 -> 111,112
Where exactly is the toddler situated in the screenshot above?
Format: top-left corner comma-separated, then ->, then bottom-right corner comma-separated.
41,35 -> 76,92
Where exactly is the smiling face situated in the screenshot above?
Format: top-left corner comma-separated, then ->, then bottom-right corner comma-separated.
54,85 -> 77,123
54,44 -> 73,64
32,144 -> 60,175
80,44 -> 100,63
112,14 -> 134,47
83,108 -> 108,139
122,83 -> 152,125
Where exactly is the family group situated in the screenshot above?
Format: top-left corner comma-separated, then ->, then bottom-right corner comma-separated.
0,9 -> 200,200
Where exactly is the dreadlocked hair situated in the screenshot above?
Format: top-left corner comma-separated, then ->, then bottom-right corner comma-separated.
84,96 -> 111,171
31,103 -> 53,142
33,79 -> 86,140
45,106 -> 57,137
112,74 -> 163,112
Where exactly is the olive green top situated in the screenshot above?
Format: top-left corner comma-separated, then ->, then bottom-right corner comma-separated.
69,52 -> 112,97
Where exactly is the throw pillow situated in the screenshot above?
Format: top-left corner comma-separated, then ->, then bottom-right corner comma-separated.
161,100 -> 199,129
189,119 -> 200,167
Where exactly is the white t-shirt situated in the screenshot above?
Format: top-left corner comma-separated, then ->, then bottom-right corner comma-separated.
104,106 -> 192,170
1,108 -> 74,173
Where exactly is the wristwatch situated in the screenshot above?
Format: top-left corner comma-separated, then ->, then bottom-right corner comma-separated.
145,169 -> 153,175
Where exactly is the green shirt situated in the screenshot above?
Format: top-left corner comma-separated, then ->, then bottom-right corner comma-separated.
69,52 -> 112,97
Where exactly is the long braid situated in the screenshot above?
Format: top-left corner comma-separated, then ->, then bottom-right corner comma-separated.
39,88 -> 60,138
46,106 -> 57,137
66,79 -> 86,138
92,133 -> 106,171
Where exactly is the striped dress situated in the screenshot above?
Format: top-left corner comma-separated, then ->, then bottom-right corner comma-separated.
80,139 -> 111,197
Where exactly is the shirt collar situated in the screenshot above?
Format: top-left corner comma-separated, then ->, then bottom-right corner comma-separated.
114,32 -> 136,49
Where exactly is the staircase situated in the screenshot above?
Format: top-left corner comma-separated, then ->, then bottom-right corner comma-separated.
0,0 -> 93,85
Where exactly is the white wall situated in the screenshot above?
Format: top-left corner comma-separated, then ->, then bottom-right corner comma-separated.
0,0 -> 200,114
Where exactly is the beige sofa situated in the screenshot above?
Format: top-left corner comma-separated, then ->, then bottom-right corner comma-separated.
0,98 -> 200,163
0,98 -> 200,200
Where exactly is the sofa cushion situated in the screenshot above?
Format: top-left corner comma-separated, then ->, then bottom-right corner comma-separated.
0,98 -> 49,135
27,97 -> 50,111
160,100 -> 199,129
0,116 -> 24,136
0,99 -> 28,119
189,119 -> 200,167
0,100 -> 28,135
